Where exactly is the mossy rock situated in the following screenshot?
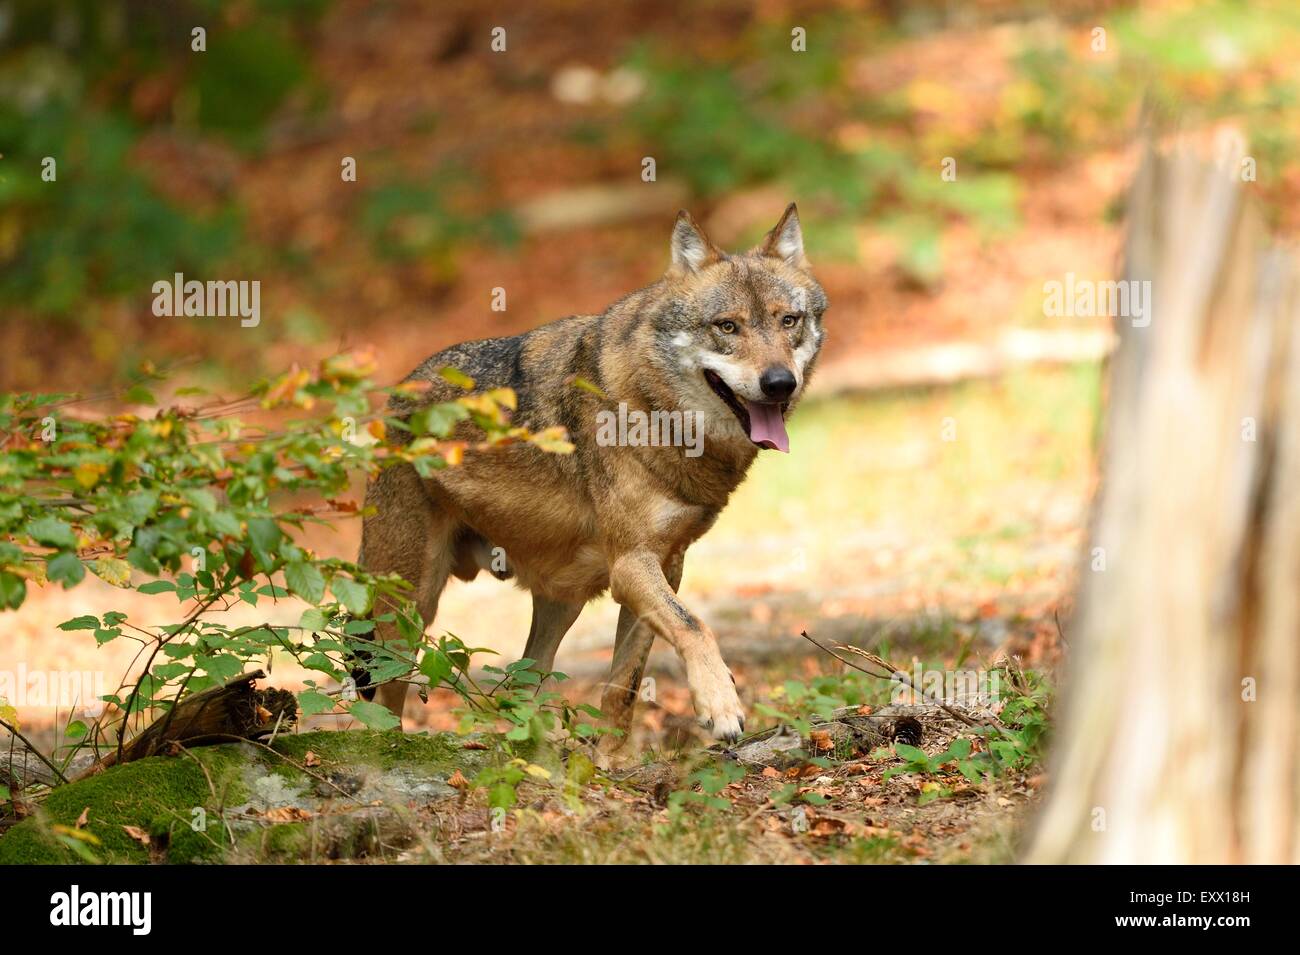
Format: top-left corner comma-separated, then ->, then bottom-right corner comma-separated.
0,730 -> 494,864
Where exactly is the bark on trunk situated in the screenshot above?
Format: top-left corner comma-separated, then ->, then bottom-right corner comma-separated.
1027,142 -> 1300,863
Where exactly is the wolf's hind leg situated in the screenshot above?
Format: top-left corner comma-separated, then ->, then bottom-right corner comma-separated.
357,464 -> 457,719
521,595 -> 584,676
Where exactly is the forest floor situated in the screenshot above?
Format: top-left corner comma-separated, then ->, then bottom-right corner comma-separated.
3,362 -> 1093,863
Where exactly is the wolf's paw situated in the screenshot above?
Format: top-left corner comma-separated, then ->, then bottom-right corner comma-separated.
688,661 -> 746,743
593,737 -> 636,772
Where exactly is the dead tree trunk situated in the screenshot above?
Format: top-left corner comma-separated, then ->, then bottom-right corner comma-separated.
1027,142 -> 1300,863
76,670 -> 297,780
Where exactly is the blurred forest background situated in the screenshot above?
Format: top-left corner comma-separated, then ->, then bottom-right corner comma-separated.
1,0 -> 1297,859
4,0 -> 1297,391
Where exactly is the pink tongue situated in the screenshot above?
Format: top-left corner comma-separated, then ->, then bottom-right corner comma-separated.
745,401 -> 790,453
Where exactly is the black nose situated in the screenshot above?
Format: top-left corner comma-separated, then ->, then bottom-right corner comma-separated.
759,366 -> 797,401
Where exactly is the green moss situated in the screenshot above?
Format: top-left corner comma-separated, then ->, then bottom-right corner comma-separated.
240,819 -> 313,861
272,728 -> 467,771
0,730 -> 480,864
0,745 -> 244,864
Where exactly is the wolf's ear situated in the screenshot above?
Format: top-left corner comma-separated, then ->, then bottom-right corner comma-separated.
669,211 -> 722,275
759,203 -> 807,267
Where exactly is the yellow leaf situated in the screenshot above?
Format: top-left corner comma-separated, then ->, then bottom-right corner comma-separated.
568,376 -> 608,399
458,394 -> 500,418
486,387 -> 517,411
52,824 -> 101,846
73,461 -> 106,490
366,419 -> 387,442
530,427 -> 575,455
90,557 -> 132,588
0,698 -> 18,729
439,366 -> 476,390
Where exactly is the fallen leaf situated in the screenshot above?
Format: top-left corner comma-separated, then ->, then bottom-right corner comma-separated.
303,750 -> 321,768
75,806 -> 89,829
122,825 -> 151,846
264,806 -> 314,823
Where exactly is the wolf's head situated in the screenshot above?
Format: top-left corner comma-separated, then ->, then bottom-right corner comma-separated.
652,204 -> 828,453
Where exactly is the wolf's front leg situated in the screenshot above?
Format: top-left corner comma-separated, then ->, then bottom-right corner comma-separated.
608,549 -> 744,742
597,553 -> 682,765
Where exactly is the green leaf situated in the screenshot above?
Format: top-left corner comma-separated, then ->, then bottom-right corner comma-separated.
299,608 -> 330,632
200,654 -> 244,682
138,580 -> 177,595
206,511 -> 242,538
893,743 -> 929,765
488,782 -> 517,809
152,662 -> 191,681
297,690 -> 336,717
330,576 -> 372,615
941,738 -> 972,762
46,551 -> 86,588
58,615 -> 100,631
246,517 -> 283,568
0,572 -> 23,610
284,561 -> 326,604
122,490 -> 160,524
27,517 -> 76,549
410,402 -> 469,438
419,651 -> 452,686
301,652 -> 340,677
347,700 -> 401,730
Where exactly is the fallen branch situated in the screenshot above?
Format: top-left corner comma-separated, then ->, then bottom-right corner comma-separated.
798,629 -> 1013,740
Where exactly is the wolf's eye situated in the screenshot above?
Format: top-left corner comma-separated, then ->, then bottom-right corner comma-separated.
715,320 -> 738,335
782,314 -> 802,328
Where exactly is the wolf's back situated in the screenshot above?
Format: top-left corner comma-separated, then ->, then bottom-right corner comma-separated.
389,315 -> 602,434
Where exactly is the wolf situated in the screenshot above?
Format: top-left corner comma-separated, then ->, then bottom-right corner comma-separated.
356,204 -> 827,760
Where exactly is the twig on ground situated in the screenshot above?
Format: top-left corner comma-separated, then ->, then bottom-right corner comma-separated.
0,717 -> 71,786
798,629 -> 1015,740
